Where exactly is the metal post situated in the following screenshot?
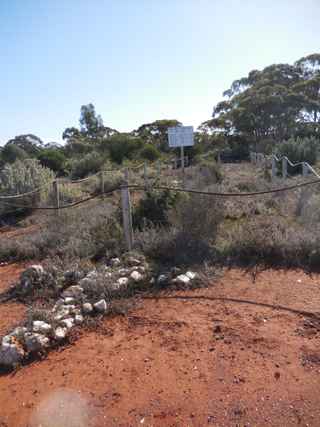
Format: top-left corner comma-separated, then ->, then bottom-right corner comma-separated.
302,162 -> 309,178
121,168 -> 133,251
181,145 -> 185,187
282,157 -> 287,179
53,180 -> 60,215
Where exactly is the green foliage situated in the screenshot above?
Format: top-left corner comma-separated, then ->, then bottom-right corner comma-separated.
132,189 -> 180,229
0,144 -> 27,164
0,159 -> 55,217
276,136 -> 319,165
38,149 -> 66,174
136,119 -> 182,151
197,159 -> 222,184
108,134 -> 143,164
140,144 -> 161,161
70,152 -> 106,179
205,53 -> 320,149
6,134 -> 43,157
0,159 -> 55,197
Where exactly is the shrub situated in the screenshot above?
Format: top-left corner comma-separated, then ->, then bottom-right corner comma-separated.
108,134 -> 143,164
197,159 -> 222,185
0,159 -> 55,218
38,149 -> 66,175
70,152 -> 105,179
276,136 -> 319,166
140,144 -> 161,161
132,189 -> 180,229
222,216 -> 320,271
0,201 -> 123,263
0,144 -> 27,164
135,193 -> 224,266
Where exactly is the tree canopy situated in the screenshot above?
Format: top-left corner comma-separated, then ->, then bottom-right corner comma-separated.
202,53 -> 320,148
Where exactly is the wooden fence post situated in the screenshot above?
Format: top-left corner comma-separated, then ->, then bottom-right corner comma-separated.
100,170 -> 105,196
53,180 -> 60,215
121,168 -> 133,252
282,157 -> 287,179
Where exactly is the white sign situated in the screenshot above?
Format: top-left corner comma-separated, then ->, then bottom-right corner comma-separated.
168,126 -> 194,147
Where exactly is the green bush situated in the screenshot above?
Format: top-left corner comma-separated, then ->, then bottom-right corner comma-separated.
108,134 -> 143,164
140,144 -> 160,161
0,159 -> 55,218
132,189 -> 180,229
197,159 -> 222,184
0,144 -> 28,164
70,152 -> 105,179
276,136 -> 319,165
135,193 -> 224,266
38,149 -> 66,175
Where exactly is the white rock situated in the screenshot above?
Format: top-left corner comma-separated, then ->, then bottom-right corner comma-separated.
62,285 -> 84,299
24,333 -> 50,353
117,277 -> 129,287
94,299 -> 108,313
186,271 -> 197,280
54,327 -> 68,340
54,305 -> 74,321
75,314 -> 84,325
10,326 -> 27,338
53,299 -> 65,312
21,265 -> 44,279
79,277 -> 96,290
64,270 -> 82,282
130,270 -> 144,283
127,257 -> 141,266
105,272 -> 112,278
82,302 -> 93,314
64,297 -> 75,304
110,257 -> 121,266
157,274 -> 169,285
175,274 -> 191,285
118,268 -> 130,275
86,270 -> 98,280
0,343 -> 25,366
60,318 -> 74,329
32,321 -> 52,335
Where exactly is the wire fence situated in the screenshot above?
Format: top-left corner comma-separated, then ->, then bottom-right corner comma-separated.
2,155 -> 320,255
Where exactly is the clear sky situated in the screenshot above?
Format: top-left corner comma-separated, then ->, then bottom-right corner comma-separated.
1,0 -> 319,145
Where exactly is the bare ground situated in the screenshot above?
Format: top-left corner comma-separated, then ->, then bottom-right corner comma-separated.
0,265 -> 319,426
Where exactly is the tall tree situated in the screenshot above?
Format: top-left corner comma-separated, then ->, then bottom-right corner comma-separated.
204,54 -> 320,148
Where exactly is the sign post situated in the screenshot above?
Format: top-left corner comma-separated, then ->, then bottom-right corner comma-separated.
168,126 -> 194,187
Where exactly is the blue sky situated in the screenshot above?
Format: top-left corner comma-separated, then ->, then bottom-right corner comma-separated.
1,0 -> 319,145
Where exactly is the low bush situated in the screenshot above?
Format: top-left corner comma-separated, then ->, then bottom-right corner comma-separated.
132,189 -> 180,229
70,152 -> 106,179
0,201 -> 123,263
221,216 -> 320,271
135,193 -> 224,266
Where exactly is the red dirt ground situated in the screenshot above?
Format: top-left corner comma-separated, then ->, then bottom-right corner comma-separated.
0,267 -> 320,426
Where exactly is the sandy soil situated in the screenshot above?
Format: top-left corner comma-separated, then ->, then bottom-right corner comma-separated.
0,267 -> 319,426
